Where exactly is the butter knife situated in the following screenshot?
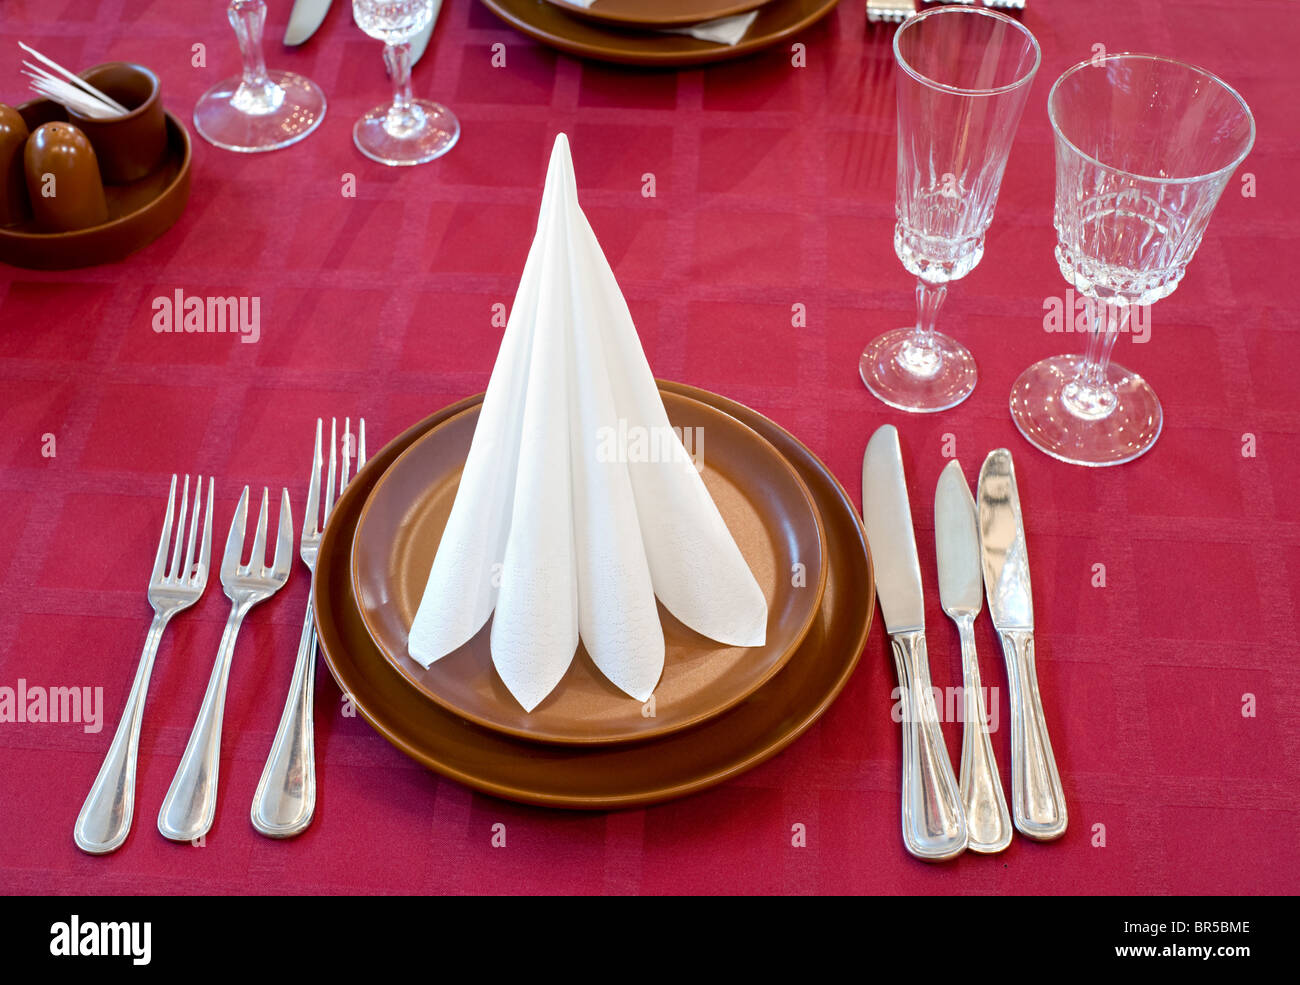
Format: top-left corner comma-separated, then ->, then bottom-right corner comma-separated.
977,449 -> 1067,841
935,460 -> 1012,854
284,0 -> 332,46
862,425 -> 967,861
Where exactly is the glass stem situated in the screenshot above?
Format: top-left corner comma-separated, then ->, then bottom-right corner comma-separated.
1063,299 -> 1126,420
383,42 -> 422,135
895,279 -> 947,380
229,0 -> 284,114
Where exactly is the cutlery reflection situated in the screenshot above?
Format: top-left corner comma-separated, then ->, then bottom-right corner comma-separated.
977,449 -> 1067,840
74,476 -> 213,855
935,460 -> 1012,853
862,425 -> 967,861
158,486 -> 292,843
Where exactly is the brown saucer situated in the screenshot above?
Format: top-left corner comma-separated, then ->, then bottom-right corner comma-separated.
351,391 -> 828,745
479,0 -> 840,67
0,100 -> 191,269
546,0 -> 778,29
314,381 -> 874,809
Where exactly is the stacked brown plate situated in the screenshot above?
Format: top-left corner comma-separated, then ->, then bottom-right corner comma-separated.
479,0 -> 840,68
314,380 -> 873,808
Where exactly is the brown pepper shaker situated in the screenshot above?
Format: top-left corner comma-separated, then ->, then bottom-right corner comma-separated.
24,121 -> 109,232
0,104 -> 31,227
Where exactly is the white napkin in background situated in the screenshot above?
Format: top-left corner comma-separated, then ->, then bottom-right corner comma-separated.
561,1 -> 758,47
408,134 -> 768,712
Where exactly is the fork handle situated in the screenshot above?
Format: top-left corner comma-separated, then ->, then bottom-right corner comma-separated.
251,603 -> 317,838
74,612 -> 171,854
158,602 -> 247,842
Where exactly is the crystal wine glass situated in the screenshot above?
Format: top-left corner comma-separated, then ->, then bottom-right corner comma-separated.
194,0 -> 326,153
860,6 -> 1040,413
352,0 -> 459,166
1010,54 -> 1255,466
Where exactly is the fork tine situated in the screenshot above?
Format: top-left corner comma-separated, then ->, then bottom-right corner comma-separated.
324,417 -> 338,522
249,488 -> 269,570
167,475 -> 190,580
358,419 -> 367,471
342,417 -> 353,491
221,486 -> 250,578
195,477 -> 213,586
180,474 -> 201,583
303,419 -> 322,541
271,488 -> 293,579
150,475 -> 178,584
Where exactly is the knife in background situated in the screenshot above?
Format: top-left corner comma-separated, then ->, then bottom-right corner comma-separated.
285,0 -> 333,46
935,460 -> 1012,854
862,425 -> 967,862
977,449 -> 1068,841
409,0 -> 439,65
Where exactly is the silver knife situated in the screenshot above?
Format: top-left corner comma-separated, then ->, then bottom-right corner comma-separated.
935,460 -> 1012,854
862,425 -> 967,861
409,0 -> 440,66
285,0 -> 333,46
977,449 -> 1068,841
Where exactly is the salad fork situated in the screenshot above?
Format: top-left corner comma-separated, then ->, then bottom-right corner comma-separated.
158,485 -> 292,843
251,418 -> 365,838
74,475 -> 213,855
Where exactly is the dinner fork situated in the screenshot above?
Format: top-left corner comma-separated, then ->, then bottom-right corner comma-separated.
73,475 -> 213,855
251,418 -> 365,838
866,0 -> 916,24
157,485 -> 292,842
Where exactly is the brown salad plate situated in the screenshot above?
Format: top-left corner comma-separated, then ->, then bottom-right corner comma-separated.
546,0 -> 778,29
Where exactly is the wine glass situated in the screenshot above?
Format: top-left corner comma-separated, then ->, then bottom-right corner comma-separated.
352,0 -> 459,166
1010,54 -> 1255,466
860,6 -> 1040,413
194,0 -> 326,153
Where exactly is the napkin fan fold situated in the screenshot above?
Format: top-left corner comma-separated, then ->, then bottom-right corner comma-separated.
408,133 -> 768,712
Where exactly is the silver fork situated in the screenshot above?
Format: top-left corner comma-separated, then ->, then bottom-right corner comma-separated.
251,418 -> 365,838
866,0 -> 916,25
157,485 -> 292,843
74,475 -> 213,855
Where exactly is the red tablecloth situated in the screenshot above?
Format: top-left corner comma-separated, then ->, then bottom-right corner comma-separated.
1,0 -> 1296,896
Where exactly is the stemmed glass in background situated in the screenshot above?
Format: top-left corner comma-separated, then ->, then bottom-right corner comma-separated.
860,7 -> 1040,413
194,0 -> 326,152
1010,54 -> 1255,465
352,0 -> 459,166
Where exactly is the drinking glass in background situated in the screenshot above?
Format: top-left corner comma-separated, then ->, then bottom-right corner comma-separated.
352,0 -> 459,166
1010,54 -> 1254,466
194,0 -> 326,152
860,7 -> 1040,413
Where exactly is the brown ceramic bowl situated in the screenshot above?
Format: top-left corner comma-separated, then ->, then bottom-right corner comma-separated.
0,99 -> 190,269
67,62 -> 167,184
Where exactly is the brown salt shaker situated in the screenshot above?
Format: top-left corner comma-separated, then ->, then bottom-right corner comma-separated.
0,104 -> 31,227
66,63 -> 167,184
24,122 -> 109,232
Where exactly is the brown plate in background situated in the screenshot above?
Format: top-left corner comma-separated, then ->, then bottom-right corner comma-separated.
478,0 -> 840,67
351,391 -> 828,745
0,101 -> 190,270
314,381 -> 874,809
546,0 -> 777,29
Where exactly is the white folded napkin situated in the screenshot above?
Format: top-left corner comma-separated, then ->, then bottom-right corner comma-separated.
407,133 -> 768,712
561,1 -> 758,46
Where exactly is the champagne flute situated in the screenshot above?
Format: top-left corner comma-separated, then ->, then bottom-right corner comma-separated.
352,0 -> 459,166
1010,54 -> 1255,465
194,0 -> 326,153
860,7 -> 1040,412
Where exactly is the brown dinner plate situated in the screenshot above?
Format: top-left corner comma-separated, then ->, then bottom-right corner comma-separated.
314,381 -> 874,809
478,0 -> 840,68
351,391 -> 828,745
0,101 -> 191,270
546,0 -> 778,29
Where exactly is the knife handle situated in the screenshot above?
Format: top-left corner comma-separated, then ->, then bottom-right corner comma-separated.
998,629 -> 1067,840
890,630 -> 967,861
956,617 -> 1013,853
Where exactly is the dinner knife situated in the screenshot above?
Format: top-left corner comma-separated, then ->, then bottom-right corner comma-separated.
977,449 -> 1068,841
862,425 -> 967,861
935,460 -> 1012,854
284,0 -> 333,46
409,0 -> 440,66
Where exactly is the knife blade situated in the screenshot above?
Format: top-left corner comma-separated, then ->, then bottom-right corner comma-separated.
935,460 -> 1012,853
977,449 -> 1067,841
862,426 -> 967,861
285,0 -> 333,46
409,0 -> 440,65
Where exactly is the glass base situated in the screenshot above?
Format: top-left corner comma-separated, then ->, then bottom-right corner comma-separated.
194,72 -> 326,153
1009,355 -> 1163,467
859,327 -> 977,413
353,99 -> 459,167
